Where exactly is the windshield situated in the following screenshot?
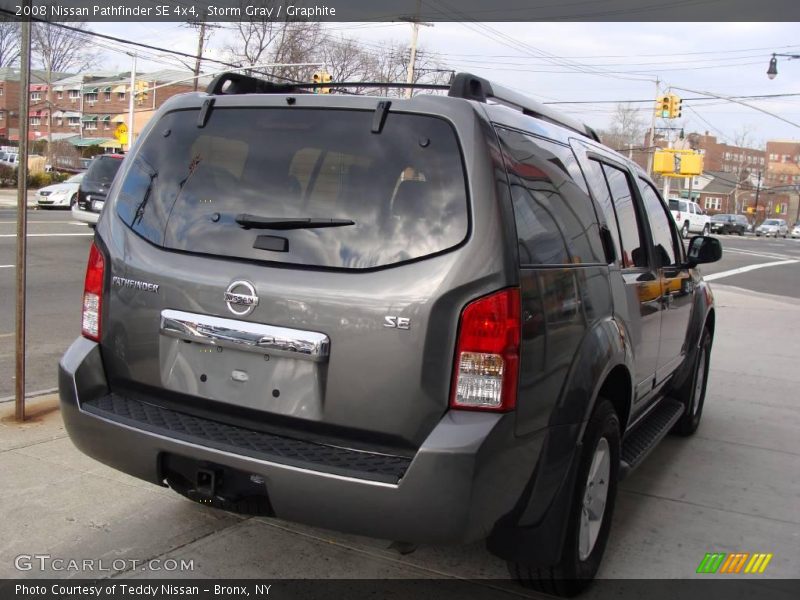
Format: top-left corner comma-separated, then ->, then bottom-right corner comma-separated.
115,107 -> 469,270
711,214 -> 729,221
66,173 -> 84,183
763,220 -> 781,226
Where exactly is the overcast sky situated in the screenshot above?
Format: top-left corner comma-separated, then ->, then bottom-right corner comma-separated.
94,21 -> 800,147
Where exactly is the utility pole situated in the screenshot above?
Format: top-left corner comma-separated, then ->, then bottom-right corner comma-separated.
646,78 -> 660,176
193,21 -> 206,92
15,15 -> 31,422
403,0 -> 432,98
127,53 -> 136,152
753,170 -> 762,222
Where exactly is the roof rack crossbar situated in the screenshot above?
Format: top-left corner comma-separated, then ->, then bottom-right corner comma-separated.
448,73 -> 600,142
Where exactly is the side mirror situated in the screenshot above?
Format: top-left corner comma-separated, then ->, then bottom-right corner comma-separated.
686,235 -> 722,267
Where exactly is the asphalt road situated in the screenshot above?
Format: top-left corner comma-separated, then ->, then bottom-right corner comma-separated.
0,207 -> 798,397
0,206 -> 92,398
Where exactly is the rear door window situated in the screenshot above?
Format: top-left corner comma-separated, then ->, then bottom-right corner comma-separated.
495,127 -> 604,266
600,163 -> 647,268
115,108 -> 468,270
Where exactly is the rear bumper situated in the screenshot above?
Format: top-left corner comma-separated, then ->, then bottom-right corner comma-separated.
59,337 -> 547,544
71,206 -> 99,224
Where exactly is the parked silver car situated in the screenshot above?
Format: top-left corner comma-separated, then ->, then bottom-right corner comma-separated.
756,218 -> 789,238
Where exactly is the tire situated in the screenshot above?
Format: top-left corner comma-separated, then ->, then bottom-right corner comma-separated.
702,224 -> 710,237
509,399 -> 620,597
69,194 -> 77,209
673,327 -> 712,436
738,229 -> 744,236
681,222 -> 690,239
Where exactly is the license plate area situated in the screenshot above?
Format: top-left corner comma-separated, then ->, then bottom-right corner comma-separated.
159,336 -> 325,418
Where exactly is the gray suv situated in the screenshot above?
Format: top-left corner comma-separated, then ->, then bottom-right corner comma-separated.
59,73 -> 721,596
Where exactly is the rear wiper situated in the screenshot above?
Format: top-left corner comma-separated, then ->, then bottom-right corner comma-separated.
235,214 -> 356,230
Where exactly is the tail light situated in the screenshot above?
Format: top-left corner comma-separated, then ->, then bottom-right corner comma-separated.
450,288 -> 520,412
82,242 -> 105,341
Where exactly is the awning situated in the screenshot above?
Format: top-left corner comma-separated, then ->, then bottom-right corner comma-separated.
100,139 -> 122,149
81,115 -> 98,122
84,87 -> 98,93
64,111 -> 80,118
52,85 -> 64,92
100,115 -> 112,122
66,84 -> 81,91
112,84 -> 127,93
101,86 -> 112,92
69,137 -> 113,147
52,111 -> 64,118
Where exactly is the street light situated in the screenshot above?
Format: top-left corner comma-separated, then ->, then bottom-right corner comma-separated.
767,52 -> 800,79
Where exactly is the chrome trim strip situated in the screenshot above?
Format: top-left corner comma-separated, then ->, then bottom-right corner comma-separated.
160,309 -> 330,362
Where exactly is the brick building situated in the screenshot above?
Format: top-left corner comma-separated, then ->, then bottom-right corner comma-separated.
686,131 -> 766,175
763,140 -> 800,224
1,68 -> 198,151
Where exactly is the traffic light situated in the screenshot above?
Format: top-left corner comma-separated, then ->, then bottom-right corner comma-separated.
669,94 -> 683,119
657,95 -> 670,118
134,80 -> 149,104
312,71 -> 332,94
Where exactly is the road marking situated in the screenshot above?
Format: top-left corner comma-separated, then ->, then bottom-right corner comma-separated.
0,220 -> 78,224
0,332 -> 13,337
0,265 -> 13,268
705,259 -> 799,281
0,233 -> 93,238
724,248 -> 795,261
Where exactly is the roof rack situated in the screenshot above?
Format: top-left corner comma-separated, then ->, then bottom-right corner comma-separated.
448,73 -> 600,142
205,71 -> 599,142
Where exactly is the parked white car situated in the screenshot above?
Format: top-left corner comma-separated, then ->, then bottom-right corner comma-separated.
36,173 -> 84,209
792,223 -> 800,239
668,198 -> 711,238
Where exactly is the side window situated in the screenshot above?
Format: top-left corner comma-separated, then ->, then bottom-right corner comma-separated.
601,164 -> 647,268
583,158 -> 622,264
639,179 -> 679,267
495,128 -> 604,266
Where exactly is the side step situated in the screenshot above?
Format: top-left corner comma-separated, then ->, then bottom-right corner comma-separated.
619,399 -> 684,480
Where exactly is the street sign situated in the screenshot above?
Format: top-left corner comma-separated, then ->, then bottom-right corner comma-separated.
114,123 -> 128,145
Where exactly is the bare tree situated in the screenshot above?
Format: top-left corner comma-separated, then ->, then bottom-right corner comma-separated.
0,19 -> 20,67
225,2 -> 322,82
32,21 -> 98,74
31,21 -> 99,161
601,103 -> 647,153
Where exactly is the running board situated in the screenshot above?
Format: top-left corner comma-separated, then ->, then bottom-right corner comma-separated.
619,399 -> 684,480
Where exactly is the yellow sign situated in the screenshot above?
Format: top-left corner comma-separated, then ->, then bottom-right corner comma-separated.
653,148 -> 704,176
114,123 -> 128,145
747,207 -> 755,214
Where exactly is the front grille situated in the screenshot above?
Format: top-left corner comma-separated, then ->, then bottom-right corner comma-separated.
39,191 -> 52,196
82,394 -> 411,484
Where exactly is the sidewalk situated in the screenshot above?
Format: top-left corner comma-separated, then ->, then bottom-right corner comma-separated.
0,189 -> 38,208
0,284 -> 798,587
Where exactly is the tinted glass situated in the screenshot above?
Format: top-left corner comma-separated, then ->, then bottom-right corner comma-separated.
584,159 -> 622,264
86,156 -> 122,183
639,179 -> 678,267
601,164 -> 646,268
668,199 -> 680,211
115,108 -> 468,269
496,128 -> 604,266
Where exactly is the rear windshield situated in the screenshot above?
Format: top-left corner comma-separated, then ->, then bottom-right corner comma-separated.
668,199 -> 687,212
711,214 -> 730,221
86,156 -> 122,183
115,107 -> 468,270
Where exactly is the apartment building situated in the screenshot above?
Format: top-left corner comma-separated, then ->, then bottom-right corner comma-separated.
1,68 -> 198,149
